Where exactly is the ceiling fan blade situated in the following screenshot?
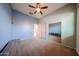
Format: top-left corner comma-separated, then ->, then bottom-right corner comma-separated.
28,5 -> 35,8
41,6 -> 48,9
34,11 -> 37,14
40,11 -> 43,14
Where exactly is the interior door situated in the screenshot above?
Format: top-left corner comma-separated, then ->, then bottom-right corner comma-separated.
38,24 -> 46,39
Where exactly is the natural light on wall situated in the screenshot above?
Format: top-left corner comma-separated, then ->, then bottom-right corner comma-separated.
34,24 -> 39,39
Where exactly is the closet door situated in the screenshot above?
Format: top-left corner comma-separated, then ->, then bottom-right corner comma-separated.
38,24 -> 46,39
34,24 -> 46,39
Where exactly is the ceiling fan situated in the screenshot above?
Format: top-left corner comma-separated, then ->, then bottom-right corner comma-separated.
28,3 -> 48,15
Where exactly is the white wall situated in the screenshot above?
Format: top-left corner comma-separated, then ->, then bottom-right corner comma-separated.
0,4 -> 12,50
12,10 -> 38,40
39,4 -> 76,49
77,4 -> 79,54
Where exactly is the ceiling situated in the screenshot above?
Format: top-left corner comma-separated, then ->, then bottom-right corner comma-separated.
11,3 -> 68,19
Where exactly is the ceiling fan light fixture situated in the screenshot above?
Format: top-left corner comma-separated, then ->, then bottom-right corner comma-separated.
28,3 -> 48,14
36,8 -> 40,12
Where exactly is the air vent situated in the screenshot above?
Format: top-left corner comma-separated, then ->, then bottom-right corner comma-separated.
29,12 -> 33,15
